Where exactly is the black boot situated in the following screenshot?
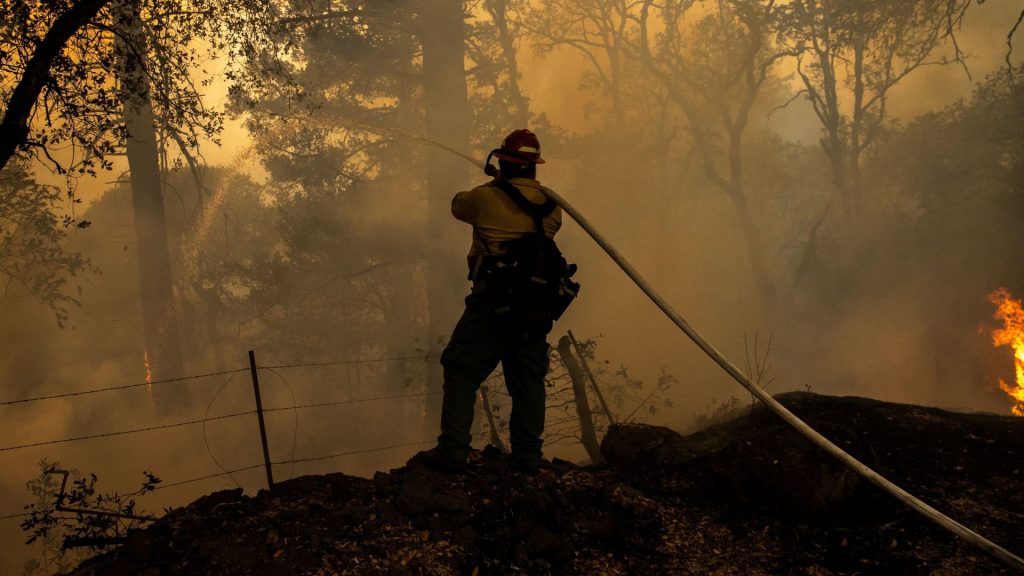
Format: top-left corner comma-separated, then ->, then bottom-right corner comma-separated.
409,447 -> 468,473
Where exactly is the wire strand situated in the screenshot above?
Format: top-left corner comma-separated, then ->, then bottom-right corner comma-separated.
0,355 -> 433,408
0,392 -> 441,452
258,354 -> 432,370
262,391 -> 441,414
0,410 -> 255,452
0,368 -> 249,407
153,463 -> 266,491
4,439 -> 439,517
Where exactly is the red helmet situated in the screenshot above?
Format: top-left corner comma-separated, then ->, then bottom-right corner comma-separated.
492,129 -> 545,165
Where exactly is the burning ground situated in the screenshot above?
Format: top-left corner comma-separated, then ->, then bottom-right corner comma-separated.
59,392 -> 1023,575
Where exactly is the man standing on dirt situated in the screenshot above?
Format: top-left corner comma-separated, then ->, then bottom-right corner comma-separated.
424,129 -> 564,473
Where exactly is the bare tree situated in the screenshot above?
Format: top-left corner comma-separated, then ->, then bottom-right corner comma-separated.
521,0 -> 637,124
636,0 -> 788,307
778,0 -> 973,223
484,0 -> 531,126
518,1 -> 785,307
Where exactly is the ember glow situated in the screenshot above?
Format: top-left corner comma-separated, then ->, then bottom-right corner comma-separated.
144,349 -> 154,399
988,288 -> 1024,416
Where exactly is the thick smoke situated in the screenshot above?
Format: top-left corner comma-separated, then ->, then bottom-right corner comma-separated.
1,2 -> 1022,573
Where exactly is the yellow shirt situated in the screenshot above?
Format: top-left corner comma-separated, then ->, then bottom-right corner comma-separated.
451,177 -> 563,270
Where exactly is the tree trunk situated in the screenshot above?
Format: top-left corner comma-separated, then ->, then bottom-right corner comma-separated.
729,190 -> 778,311
849,36 -> 866,222
556,336 -> 604,465
724,117 -> 777,312
118,1 -> 189,416
486,0 -> 529,126
826,138 -> 853,222
419,0 -> 472,439
382,71 -> 430,442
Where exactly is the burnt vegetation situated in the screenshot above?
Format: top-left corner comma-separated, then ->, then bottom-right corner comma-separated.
37,394 -> 1024,576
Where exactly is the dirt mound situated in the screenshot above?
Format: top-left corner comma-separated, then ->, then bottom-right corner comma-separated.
65,393 -> 1024,575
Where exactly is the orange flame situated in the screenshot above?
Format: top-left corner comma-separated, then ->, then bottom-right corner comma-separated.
988,288 -> 1024,416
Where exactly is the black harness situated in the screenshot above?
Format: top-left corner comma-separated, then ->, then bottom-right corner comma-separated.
490,177 -> 557,227
469,176 -> 579,336
469,178 -> 556,281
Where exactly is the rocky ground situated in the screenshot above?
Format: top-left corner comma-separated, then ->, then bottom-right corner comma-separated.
64,392 -> 1024,575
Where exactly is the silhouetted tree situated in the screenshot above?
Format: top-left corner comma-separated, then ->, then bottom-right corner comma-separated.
636,0 -> 789,308
522,0 -> 636,125
483,0 -> 531,126
777,0 -> 973,223
865,67 -> 1024,281
237,0 -> 427,370
0,0 -> 110,172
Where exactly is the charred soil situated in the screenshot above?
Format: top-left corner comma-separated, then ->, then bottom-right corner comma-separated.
65,392 -> 1024,575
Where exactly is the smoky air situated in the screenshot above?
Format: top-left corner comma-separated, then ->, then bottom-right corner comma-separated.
1,1 -> 1022,574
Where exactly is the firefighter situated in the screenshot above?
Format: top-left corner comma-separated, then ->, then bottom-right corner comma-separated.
428,129 -> 562,472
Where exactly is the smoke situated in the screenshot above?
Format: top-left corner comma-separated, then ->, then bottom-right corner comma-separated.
510,0 -> 1024,421
3,2 -> 1023,573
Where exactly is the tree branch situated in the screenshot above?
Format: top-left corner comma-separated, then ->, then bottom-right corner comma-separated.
1007,8 -> 1024,80
0,0 -> 111,172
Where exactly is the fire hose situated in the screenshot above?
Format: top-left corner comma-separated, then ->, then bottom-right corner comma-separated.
387,126 -> 1024,569
536,185 -> 1024,571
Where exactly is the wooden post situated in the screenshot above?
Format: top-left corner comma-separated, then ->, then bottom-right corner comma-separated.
479,385 -> 507,452
248,350 -> 274,491
568,330 -> 616,424
556,336 -> 605,465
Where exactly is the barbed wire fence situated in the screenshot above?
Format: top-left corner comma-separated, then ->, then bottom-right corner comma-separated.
0,338 -> 623,523
0,351 -> 445,523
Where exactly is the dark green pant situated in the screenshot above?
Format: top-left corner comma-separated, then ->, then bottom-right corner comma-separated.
437,292 -> 550,462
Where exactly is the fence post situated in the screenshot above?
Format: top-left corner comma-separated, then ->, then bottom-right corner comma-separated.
479,385 -> 508,452
555,336 -> 605,465
248,350 -> 275,491
567,330 -> 616,424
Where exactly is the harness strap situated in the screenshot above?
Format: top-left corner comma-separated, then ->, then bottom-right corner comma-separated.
491,177 -> 556,234
469,178 -> 556,282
